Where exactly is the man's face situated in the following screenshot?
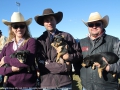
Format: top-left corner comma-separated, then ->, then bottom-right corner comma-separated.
43,16 -> 56,32
88,21 -> 103,38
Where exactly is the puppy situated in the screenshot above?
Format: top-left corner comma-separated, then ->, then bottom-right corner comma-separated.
81,52 -> 119,78
51,34 -> 69,63
3,50 -> 30,87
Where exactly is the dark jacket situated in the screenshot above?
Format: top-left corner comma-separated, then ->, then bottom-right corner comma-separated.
36,29 -> 82,88
80,33 -> 120,90
0,38 -> 37,87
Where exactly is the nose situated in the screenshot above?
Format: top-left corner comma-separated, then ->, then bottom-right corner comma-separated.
92,25 -> 97,28
16,27 -> 22,31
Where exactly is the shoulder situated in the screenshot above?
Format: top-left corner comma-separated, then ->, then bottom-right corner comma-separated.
80,37 -> 88,41
37,31 -> 47,41
27,38 -> 36,43
60,31 -> 74,39
4,41 -> 13,48
104,34 -> 119,42
28,37 -> 36,41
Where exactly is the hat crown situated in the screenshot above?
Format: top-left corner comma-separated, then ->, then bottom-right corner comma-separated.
43,8 -> 54,15
88,12 -> 102,22
34,8 -> 63,26
2,12 -> 32,26
11,12 -> 25,22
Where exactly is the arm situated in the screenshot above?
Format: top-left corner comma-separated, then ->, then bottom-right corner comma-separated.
0,67 -> 13,75
109,39 -> 120,73
4,56 -> 28,68
0,44 -> 7,60
0,66 -> 20,75
63,33 -> 82,63
45,61 -> 68,73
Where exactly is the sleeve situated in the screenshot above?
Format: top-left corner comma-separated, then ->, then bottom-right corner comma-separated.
0,67 -> 13,75
109,39 -> 120,73
4,56 -> 28,68
45,61 -> 67,74
0,45 -> 14,75
0,44 -> 7,60
4,38 -> 36,67
64,33 -> 83,63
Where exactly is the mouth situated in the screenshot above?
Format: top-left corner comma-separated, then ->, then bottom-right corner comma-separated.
81,63 -> 86,67
54,43 -> 61,47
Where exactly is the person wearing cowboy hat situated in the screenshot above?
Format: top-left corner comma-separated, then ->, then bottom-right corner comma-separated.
80,12 -> 120,90
0,12 -> 37,89
0,30 -> 7,53
0,30 -> 7,87
34,8 -> 82,90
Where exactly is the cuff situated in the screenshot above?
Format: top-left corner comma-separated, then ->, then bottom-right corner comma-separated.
109,64 -> 113,71
5,67 -> 13,74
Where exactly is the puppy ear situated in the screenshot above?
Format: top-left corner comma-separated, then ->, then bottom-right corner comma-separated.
10,52 -> 17,58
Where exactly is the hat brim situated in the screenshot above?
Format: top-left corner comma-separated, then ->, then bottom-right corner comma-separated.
82,15 -> 109,28
2,18 -> 32,26
34,12 -> 63,26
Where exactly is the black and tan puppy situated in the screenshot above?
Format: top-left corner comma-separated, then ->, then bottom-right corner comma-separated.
3,50 -> 30,87
82,52 -> 119,78
51,34 -> 68,63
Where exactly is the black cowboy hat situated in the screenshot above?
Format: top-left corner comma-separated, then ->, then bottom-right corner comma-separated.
34,8 -> 63,26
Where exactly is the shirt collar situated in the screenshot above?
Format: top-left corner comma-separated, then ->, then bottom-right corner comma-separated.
88,31 -> 105,40
50,29 -> 56,36
12,38 -> 25,51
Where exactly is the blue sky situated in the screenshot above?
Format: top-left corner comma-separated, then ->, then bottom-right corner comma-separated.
0,0 -> 120,39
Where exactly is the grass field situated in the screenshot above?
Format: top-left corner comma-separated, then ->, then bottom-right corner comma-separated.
72,74 -> 82,90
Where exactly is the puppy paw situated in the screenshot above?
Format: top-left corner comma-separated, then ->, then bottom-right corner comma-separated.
113,74 -> 116,77
19,59 -> 24,63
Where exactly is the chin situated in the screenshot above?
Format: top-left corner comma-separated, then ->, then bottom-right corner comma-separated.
48,29 -> 55,32
17,35 -> 23,38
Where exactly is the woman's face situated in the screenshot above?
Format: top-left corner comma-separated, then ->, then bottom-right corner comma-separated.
11,22 -> 26,38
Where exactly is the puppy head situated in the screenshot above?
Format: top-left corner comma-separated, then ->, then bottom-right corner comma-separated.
16,50 -> 30,63
82,55 -> 92,67
52,34 -> 64,47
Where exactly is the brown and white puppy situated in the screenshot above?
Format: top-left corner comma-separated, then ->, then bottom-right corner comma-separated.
51,34 -> 71,72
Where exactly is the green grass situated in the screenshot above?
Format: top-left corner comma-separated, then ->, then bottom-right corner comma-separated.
72,74 -> 82,90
